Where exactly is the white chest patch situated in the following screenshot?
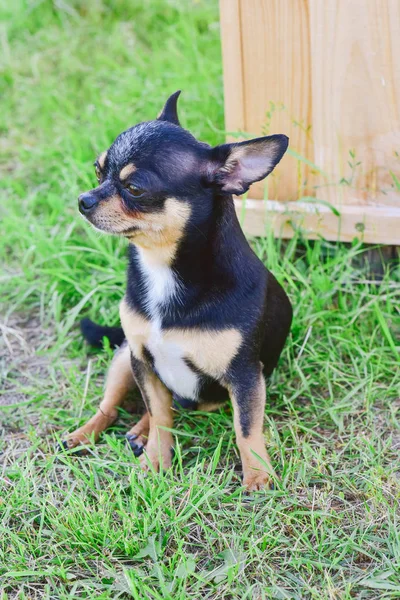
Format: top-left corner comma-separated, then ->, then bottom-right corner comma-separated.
137,249 -> 179,316
136,249 -> 200,400
147,324 -> 200,399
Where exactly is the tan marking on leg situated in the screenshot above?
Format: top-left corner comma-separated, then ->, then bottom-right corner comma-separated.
127,411 -> 150,437
230,373 -> 275,491
126,411 -> 150,449
119,163 -> 136,180
64,344 -> 134,450
120,298 -> 242,379
119,299 -> 151,360
165,328 -> 242,379
138,373 -> 174,472
197,400 -> 226,412
97,151 -> 107,169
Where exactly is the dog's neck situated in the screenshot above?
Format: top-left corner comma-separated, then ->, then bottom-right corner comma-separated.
126,196 -> 246,314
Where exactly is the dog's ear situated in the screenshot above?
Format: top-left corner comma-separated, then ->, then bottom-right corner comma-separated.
210,134 -> 288,196
157,90 -> 181,126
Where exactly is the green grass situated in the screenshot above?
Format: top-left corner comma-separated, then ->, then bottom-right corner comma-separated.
1,1 -> 400,598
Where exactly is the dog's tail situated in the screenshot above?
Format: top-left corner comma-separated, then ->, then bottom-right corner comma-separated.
80,317 -> 125,349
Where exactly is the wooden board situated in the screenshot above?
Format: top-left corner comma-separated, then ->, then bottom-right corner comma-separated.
219,0 -> 245,135
235,199 -> 400,245
220,0 -> 312,201
220,0 -> 400,244
309,0 -> 400,208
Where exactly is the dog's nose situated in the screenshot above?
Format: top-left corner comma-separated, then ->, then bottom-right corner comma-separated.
78,193 -> 98,213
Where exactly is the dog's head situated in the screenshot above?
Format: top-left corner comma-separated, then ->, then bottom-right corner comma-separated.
78,91 -> 288,247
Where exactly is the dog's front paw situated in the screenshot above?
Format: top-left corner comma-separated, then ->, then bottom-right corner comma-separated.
243,470 -> 273,491
59,435 -> 91,456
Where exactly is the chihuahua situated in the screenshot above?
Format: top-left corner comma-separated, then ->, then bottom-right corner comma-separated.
63,92 -> 292,490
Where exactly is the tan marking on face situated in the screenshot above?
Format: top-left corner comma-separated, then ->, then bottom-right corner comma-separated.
88,194 -> 136,233
132,198 -> 191,266
229,373 -> 276,491
98,151 -> 108,170
87,192 -> 190,266
63,343 -> 134,450
119,163 -> 137,180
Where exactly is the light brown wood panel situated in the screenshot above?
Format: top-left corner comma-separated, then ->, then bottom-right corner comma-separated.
235,199 -> 400,244
219,0 -> 245,135
238,0 -> 312,200
220,0 -> 400,243
309,0 -> 400,207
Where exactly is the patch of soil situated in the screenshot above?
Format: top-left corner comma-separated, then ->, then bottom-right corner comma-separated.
0,314 -> 53,407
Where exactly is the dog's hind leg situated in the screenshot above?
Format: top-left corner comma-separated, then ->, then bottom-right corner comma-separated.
62,342 -> 134,453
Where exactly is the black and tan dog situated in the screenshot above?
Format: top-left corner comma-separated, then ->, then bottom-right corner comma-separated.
63,92 -> 292,490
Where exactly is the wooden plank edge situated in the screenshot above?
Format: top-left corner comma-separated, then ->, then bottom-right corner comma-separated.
219,0 -> 246,136
234,199 -> 400,245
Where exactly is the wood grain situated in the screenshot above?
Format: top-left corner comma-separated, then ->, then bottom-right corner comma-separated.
235,199 -> 400,245
220,0 -> 400,243
232,0 -> 312,200
309,0 -> 400,207
219,0 -> 245,136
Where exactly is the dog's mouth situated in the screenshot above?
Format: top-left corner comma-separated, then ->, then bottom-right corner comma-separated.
82,214 -> 144,238
84,217 -> 141,236
78,197 -> 167,241
79,202 -> 143,236
78,191 -> 146,236
121,225 -> 140,235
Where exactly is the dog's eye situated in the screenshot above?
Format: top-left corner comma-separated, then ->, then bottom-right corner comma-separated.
126,184 -> 144,197
95,165 -> 101,182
